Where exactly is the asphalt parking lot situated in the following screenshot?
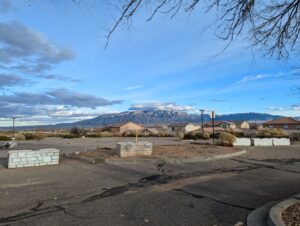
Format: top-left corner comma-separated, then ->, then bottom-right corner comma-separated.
0,139 -> 299,225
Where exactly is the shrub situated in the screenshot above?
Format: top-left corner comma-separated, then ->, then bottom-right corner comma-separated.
23,132 -> 47,140
176,132 -> 184,140
70,127 -> 82,136
184,132 -> 210,140
290,133 -> 300,141
13,134 -> 26,141
0,135 -> 11,141
86,133 -> 102,138
219,132 -> 236,146
202,132 -> 211,140
225,129 -> 244,137
158,132 -> 175,137
255,128 -> 288,138
98,131 -> 114,137
61,134 -> 80,139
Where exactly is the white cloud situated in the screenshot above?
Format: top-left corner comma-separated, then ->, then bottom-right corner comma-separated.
236,72 -> 283,85
265,105 -> 300,117
265,106 -> 286,111
124,85 -> 144,90
129,101 -> 195,112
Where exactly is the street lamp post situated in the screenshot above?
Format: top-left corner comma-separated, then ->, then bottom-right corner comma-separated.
82,120 -> 85,137
211,111 -> 215,145
11,117 -> 16,139
199,109 -> 205,135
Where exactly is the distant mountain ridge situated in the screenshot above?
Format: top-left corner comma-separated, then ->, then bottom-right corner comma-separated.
1,110 -> 289,130
56,110 -> 284,128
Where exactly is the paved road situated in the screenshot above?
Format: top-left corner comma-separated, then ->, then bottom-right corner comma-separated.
0,145 -> 299,226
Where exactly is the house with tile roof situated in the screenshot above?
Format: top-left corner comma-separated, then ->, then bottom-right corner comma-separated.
263,117 -> 300,130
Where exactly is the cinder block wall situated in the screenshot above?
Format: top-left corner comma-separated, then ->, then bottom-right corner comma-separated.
116,142 -> 153,157
8,149 -> 60,168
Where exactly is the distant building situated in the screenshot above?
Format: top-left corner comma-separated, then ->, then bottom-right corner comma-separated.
232,121 -> 250,129
203,121 -> 235,129
263,117 -> 300,130
249,123 -> 263,130
168,123 -> 200,133
102,122 -> 143,133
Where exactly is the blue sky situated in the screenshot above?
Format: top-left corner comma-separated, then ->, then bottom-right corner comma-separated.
0,0 -> 299,126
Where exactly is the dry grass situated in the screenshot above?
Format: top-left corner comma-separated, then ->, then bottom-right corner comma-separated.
152,144 -> 239,158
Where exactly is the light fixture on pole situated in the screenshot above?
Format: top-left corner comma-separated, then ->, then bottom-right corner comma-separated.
11,117 -> 17,140
199,109 -> 205,135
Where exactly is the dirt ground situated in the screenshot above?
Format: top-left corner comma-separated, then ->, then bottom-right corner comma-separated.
64,143 -> 241,164
282,202 -> 300,226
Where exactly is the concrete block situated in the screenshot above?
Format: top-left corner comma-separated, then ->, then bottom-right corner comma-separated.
27,157 -> 37,162
42,156 -> 52,163
18,153 -> 26,158
12,158 -> 20,162
116,142 -> 153,157
272,138 -> 290,146
233,138 -> 251,146
7,149 -> 60,169
251,138 -> 273,146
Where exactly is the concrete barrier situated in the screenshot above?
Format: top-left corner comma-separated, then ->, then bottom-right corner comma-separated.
251,138 -> 273,146
233,138 -> 251,146
116,142 -> 152,157
272,138 -> 290,146
8,148 -> 60,169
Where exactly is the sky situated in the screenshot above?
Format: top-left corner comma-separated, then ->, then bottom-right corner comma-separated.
0,0 -> 299,126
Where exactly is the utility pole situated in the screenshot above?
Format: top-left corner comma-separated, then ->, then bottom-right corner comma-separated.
211,111 -> 215,145
82,120 -> 85,137
199,109 -> 205,135
11,117 -> 16,139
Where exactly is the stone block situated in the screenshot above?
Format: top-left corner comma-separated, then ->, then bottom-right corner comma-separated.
27,157 -> 37,162
272,138 -> 290,146
116,142 -> 153,157
251,138 -> 273,146
233,138 -> 251,146
18,153 -> 26,158
7,149 -> 60,168
42,156 -> 52,163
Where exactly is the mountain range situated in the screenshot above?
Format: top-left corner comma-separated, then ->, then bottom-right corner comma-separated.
54,110 -> 285,129
2,110 -> 295,130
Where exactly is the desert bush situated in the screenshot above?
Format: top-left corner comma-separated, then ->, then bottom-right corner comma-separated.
201,132 -> 211,140
176,132 -> 184,140
219,132 -> 236,146
290,133 -> 300,141
158,132 -> 176,137
225,129 -> 244,137
61,134 -> 80,139
13,133 -> 26,141
24,132 -> 47,140
255,128 -> 288,138
210,133 -> 220,139
0,135 -> 11,141
86,133 -> 102,138
184,132 -> 210,140
99,131 -> 122,137
70,127 -> 83,136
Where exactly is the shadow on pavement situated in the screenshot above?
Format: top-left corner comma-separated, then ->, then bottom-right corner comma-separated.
0,157 -> 8,168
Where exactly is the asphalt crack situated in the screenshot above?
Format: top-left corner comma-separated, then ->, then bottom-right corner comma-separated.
1,157 -> 295,224
231,158 -> 300,174
175,188 -> 254,211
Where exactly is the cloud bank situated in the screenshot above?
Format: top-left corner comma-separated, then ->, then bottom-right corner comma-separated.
129,101 -> 195,111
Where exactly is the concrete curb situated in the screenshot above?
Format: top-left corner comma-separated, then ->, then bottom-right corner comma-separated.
269,198 -> 300,226
247,201 -> 276,226
247,193 -> 300,226
105,150 -> 247,165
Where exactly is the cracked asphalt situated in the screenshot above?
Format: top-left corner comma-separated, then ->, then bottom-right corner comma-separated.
0,144 -> 299,226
